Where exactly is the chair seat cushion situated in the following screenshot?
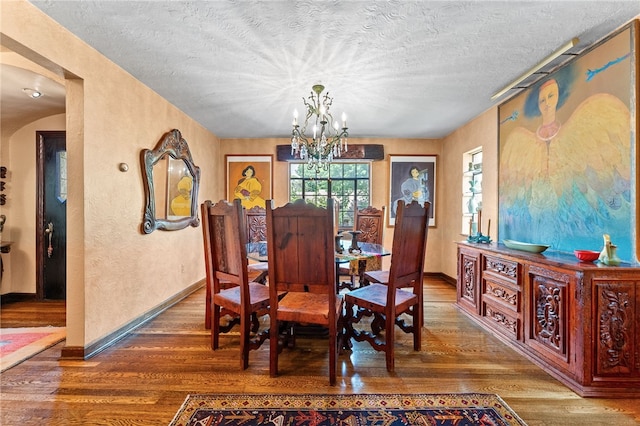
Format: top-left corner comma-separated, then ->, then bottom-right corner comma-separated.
214,282 -> 270,311
345,283 -> 416,310
276,292 -> 343,325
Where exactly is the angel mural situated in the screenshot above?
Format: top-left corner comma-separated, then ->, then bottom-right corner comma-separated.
498,32 -> 632,261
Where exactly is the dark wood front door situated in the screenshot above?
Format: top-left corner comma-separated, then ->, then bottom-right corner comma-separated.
37,131 -> 67,300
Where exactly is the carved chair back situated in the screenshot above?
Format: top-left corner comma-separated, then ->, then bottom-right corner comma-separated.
355,205 -> 385,244
245,206 -> 267,243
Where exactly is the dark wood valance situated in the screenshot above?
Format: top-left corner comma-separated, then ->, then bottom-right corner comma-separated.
276,144 -> 384,162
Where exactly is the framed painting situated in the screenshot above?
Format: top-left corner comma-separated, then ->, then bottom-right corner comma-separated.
226,155 -> 273,209
388,155 -> 436,227
498,22 -> 637,261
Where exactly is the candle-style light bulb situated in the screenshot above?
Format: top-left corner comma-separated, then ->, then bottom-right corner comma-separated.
342,112 -> 347,128
293,109 -> 298,126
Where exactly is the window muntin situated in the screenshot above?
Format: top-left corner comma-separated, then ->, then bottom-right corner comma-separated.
289,162 -> 370,229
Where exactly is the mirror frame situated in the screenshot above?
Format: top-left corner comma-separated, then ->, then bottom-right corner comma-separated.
141,129 -> 201,234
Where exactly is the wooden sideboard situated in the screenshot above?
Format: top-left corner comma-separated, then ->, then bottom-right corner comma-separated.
456,241 -> 640,397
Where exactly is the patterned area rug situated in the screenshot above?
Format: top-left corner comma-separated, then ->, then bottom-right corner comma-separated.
0,326 -> 66,372
169,393 -> 527,425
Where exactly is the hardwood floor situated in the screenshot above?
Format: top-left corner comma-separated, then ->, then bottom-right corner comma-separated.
0,299 -> 66,328
1,277 -> 639,425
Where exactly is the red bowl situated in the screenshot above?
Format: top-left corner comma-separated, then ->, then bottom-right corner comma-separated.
574,250 -> 600,262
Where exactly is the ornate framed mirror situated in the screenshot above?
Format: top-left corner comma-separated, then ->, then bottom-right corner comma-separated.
141,129 -> 201,233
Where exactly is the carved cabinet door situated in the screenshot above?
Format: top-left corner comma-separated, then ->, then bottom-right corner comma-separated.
524,264 -> 574,373
457,247 -> 480,315
593,278 -> 640,380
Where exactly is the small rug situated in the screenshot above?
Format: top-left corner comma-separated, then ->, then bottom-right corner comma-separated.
0,326 -> 66,372
169,393 -> 527,426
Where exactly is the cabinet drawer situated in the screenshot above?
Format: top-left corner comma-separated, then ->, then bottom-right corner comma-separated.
482,300 -> 520,340
483,255 -> 519,286
483,279 -> 520,313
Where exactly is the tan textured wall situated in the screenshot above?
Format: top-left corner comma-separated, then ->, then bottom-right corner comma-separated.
220,137 -> 444,272
2,0 -> 220,347
441,109 -> 498,279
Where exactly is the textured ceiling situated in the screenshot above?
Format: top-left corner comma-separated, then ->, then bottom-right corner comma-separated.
16,1 -> 640,139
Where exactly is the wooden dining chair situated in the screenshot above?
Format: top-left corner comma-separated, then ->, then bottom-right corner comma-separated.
338,205 -> 385,290
266,198 -> 343,385
344,200 -> 430,372
204,204 -> 269,329
244,206 -> 269,284
201,199 -> 271,369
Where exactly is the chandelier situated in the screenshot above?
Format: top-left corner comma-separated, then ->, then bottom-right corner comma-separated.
291,84 -> 349,171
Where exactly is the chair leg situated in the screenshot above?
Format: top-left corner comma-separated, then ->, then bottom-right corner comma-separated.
371,313 -> 385,335
385,311 -> 395,372
205,281 -> 212,329
240,311 -> 251,370
413,303 -> 422,351
212,303 -> 221,350
269,314 -> 279,378
250,312 -> 260,333
337,306 -> 349,353
329,326 -> 337,386
343,300 -> 355,345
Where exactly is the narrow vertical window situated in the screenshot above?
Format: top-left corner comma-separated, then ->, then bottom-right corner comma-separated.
57,151 -> 67,203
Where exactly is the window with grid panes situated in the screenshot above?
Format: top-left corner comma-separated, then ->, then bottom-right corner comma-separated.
289,163 -> 371,230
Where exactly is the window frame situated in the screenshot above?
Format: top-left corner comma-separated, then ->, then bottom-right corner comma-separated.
288,162 -> 371,230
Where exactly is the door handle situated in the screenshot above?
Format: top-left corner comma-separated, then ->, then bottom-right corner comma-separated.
45,222 -> 54,258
